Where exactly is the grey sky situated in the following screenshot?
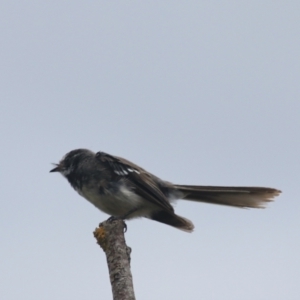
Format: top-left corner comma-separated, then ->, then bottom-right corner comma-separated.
1,1 -> 299,299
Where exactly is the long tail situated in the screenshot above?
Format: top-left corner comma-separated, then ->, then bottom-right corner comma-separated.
174,185 -> 281,208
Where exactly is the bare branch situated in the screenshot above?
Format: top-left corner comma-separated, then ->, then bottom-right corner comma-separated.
94,219 -> 135,300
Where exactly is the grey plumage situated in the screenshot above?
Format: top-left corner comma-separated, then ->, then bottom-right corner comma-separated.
50,149 -> 281,233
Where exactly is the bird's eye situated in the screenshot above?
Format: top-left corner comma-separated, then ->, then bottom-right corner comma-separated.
61,166 -> 73,176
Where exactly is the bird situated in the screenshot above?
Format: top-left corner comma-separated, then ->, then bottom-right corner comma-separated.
50,149 -> 281,232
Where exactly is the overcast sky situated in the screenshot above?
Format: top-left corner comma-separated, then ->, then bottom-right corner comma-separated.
1,1 -> 299,299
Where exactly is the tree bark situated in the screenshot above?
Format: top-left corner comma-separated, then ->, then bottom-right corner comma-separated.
93,219 -> 135,300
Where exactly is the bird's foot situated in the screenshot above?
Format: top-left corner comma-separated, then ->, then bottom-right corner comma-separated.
106,216 -> 127,232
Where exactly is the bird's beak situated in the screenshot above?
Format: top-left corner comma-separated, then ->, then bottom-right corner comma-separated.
50,164 -> 61,173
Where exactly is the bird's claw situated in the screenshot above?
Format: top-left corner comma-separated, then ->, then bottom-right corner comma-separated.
107,216 -> 127,233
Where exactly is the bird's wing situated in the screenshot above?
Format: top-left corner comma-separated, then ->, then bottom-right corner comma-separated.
96,151 -> 174,212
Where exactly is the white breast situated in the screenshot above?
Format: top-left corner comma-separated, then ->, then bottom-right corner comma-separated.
77,184 -> 156,219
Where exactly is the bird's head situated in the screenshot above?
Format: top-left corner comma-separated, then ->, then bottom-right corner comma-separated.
50,149 -> 94,177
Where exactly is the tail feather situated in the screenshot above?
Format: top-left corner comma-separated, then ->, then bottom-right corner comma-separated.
174,185 -> 281,209
150,210 -> 194,232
